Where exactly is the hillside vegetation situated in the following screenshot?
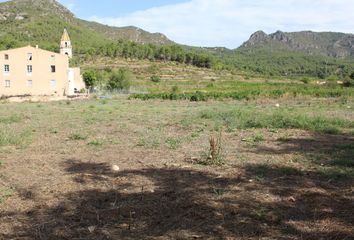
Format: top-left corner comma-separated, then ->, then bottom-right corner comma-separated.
0,0 -> 353,80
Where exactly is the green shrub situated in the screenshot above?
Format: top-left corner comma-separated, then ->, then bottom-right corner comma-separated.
107,69 -> 132,91
150,75 -> 161,83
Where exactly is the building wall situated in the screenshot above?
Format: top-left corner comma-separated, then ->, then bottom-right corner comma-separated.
73,67 -> 85,91
0,46 -> 69,96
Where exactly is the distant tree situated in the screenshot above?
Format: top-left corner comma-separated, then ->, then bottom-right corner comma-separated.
107,69 -> 132,91
82,69 -> 97,88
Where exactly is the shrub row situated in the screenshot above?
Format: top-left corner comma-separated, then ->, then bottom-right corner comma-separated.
129,87 -> 353,101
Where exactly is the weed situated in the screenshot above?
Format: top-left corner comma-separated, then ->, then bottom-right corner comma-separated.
200,132 -> 225,166
253,133 -> 265,143
68,133 -> 87,141
0,189 -> 13,204
88,139 -> 104,146
165,137 -> 182,150
212,188 -> 225,197
254,208 -> 268,222
66,100 -> 71,105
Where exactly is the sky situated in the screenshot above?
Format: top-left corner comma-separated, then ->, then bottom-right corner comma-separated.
2,0 -> 354,48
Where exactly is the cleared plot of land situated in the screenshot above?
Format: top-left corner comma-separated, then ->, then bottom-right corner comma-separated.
0,97 -> 353,239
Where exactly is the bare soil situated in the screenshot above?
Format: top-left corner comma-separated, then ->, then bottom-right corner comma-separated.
0,98 -> 353,239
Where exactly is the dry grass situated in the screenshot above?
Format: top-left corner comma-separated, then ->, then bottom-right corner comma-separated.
0,97 -> 353,239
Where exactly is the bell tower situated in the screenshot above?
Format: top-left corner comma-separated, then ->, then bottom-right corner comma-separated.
60,28 -> 72,58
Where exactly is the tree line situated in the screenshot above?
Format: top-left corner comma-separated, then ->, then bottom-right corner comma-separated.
80,41 -> 216,69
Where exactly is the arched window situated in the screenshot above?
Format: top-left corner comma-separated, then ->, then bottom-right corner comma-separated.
65,42 -> 68,47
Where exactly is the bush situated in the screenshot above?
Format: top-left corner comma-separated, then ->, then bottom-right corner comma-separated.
82,69 -> 97,88
150,75 -> 161,83
107,69 -> 132,91
301,77 -> 310,84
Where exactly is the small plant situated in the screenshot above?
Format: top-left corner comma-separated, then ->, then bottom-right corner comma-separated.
88,139 -> 104,146
254,208 -> 269,222
212,188 -> 225,197
201,132 -> 225,166
68,133 -> 87,141
66,100 -> 71,105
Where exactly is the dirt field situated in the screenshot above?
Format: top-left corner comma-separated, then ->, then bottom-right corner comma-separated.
0,97 -> 353,239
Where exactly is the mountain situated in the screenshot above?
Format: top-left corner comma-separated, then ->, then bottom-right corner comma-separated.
0,0 -> 173,52
0,0 -> 353,78
241,30 -> 354,59
205,31 -> 354,78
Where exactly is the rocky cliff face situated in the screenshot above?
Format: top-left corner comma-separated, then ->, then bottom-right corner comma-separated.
241,30 -> 354,59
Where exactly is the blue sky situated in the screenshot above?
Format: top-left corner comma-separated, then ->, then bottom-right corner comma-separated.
57,0 -> 188,19
1,0 -> 354,48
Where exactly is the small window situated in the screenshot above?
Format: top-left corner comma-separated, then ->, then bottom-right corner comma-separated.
5,80 -> 10,88
65,42 -> 68,47
4,54 -> 9,60
27,80 -> 32,87
27,65 -> 32,74
50,80 -> 56,89
51,65 -> 56,73
4,64 -> 10,73
27,53 -> 32,61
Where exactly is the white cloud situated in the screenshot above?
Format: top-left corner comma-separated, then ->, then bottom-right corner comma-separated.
90,0 -> 354,48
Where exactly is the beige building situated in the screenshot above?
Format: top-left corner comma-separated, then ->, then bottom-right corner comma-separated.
0,29 -> 85,97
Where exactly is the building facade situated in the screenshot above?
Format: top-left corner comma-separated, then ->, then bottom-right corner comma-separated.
0,29 -> 85,97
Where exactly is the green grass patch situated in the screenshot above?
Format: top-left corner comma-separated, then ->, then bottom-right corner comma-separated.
0,114 -> 22,124
196,108 -> 354,134
87,139 -> 104,146
0,128 -> 32,147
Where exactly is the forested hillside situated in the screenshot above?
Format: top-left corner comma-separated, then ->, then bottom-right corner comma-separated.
0,0 -> 353,79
